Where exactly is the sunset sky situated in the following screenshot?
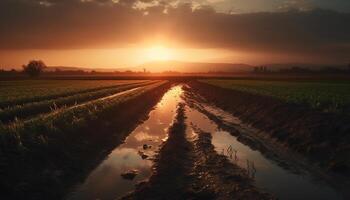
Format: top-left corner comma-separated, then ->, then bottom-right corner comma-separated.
0,0 -> 349,70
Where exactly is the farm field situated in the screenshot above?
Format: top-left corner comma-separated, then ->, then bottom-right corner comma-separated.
0,79 -> 348,200
0,80 -> 148,108
0,80 -> 157,123
0,79 -> 171,199
1,0 -> 349,199
0,80 -> 166,149
200,79 -> 350,113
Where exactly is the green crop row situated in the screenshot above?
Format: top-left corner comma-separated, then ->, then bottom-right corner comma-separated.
0,81 -> 167,153
0,81 -> 157,124
200,79 -> 350,113
0,80 -> 147,108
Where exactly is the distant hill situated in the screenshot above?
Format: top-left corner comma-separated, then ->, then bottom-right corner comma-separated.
43,62 -> 348,73
140,61 -> 254,73
263,63 -> 348,71
44,61 -> 254,73
45,66 -> 130,72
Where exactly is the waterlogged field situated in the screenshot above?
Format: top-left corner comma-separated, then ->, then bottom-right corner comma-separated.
0,79 -> 171,200
201,79 -> 350,113
0,80 -> 347,200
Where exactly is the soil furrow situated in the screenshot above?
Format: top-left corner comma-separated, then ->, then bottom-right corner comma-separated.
189,81 -> 350,176
122,103 -> 194,200
0,81 -> 156,124
123,92 -> 273,200
189,128 -> 274,200
0,82 -> 171,200
0,80 -> 150,109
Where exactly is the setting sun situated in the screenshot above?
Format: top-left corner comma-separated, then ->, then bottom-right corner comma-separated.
146,46 -> 173,61
1,0 -> 349,199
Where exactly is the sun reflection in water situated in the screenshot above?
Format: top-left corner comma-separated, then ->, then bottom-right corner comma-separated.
68,85 -> 185,200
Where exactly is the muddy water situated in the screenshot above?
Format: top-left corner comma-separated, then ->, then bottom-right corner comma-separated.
68,85 -> 343,200
186,102 -> 343,200
67,86 -> 184,200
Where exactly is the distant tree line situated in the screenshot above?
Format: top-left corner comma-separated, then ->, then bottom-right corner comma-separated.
252,64 -> 350,74
1,60 -> 350,77
253,66 -> 269,73
0,60 -> 153,77
0,60 -> 46,77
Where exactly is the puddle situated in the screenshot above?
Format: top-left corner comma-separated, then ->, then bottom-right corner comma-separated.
67,85 -> 344,200
186,104 -> 343,200
67,85 -> 184,200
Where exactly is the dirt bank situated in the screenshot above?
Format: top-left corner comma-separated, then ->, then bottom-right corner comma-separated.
123,103 -> 273,200
190,128 -> 274,200
122,103 -> 193,199
189,81 -> 350,176
0,82 -> 171,200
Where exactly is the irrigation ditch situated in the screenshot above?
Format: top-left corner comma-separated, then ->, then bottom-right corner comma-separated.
1,82 -> 348,200
67,84 -> 347,200
0,81 -> 171,200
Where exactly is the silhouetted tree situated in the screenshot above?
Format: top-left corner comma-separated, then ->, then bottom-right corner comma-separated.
254,67 -> 258,73
23,60 -> 46,77
253,66 -> 269,73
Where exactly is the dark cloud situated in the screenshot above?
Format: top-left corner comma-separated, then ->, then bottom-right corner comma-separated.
0,0 -> 349,63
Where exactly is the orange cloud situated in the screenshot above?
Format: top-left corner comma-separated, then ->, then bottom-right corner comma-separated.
0,0 -> 349,65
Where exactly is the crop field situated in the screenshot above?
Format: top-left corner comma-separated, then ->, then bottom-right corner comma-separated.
0,80 -> 148,108
0,79 -> 348,200
0,80 -> 157,123
0,79 -> 174,200
0,79 -> 164,162
0,79 -> 162,135
0,80 -> 166,148
200,79 -> 350,113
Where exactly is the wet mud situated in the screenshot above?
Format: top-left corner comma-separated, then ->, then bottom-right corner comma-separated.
121,88 -> 273,200
189,128 -> 274,200
188,81 -> 350,176
185,91 -> 346,199
0,82 -> 171,200
69,84 -> 346,200
67,85 -> 183,200
122,103 -> 194,200
5,82 -> 348,200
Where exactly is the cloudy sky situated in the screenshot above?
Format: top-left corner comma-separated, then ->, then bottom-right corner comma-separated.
0,0 -> 349,69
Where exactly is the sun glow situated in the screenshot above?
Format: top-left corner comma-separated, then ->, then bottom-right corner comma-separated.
146,46 -> 173,61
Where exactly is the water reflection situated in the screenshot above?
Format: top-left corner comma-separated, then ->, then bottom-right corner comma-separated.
186,105 -> 342,200
68,85 -> 343,200
68,85 -> 184,200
